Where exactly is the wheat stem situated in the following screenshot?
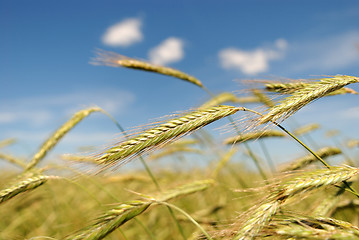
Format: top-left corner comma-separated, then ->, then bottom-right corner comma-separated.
154,201 -> 214,240
101,109 -> 188,240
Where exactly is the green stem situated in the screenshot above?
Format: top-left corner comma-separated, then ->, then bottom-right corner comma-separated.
228,116 -> 268,180
275,123 -> 331,168
242,107 -> 359,198
259,140 -> 276,174
201,86 -> 268,180
154,201 -> 214,240
104,111 -> 187,240
134,218 -> 158,240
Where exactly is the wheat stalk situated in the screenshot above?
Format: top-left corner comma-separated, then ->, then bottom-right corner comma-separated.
26,107 -> 102,170
259,75 -> 359,124
66,179 -> 214,240
94,105 -> 241,166
92,49 -> 203,88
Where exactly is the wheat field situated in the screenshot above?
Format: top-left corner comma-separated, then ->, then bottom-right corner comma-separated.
1,52 -> 359,240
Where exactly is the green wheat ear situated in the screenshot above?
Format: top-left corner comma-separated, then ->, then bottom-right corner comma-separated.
258,75 -> 359,124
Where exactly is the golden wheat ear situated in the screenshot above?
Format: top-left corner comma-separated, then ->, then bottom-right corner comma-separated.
280,146 -> 342,172
25,107 -> 102,170
258,75 -> 359,124
93,105 -> 242,167
199,92 -> 240,109
293,123 -> 320,136
0,172 -> 59,204
92,49 -> 204,88
65,179 -> 214,240
224,129 -> 285,145
261,214 -> 359,239
233,166 -> 359,240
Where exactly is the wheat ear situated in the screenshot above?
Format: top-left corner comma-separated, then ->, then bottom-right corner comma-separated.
293,123 -> 321,136
274,166 -> 359,200
0,153 -> 27,168
251,89 -> 274,107
0,174 -> 58,203
280,146 -> 342,171
347,139 -> 359,148
224,130 -> 285,145
236,96 -> 262,104
234,200 -> 280,240
148,138 -> 200,160
233,166 -> 359,239
92,49 -> 203,88
212,148 -> 237,178
263,214 -> 359,239
66,179 -> 214,240
25,107 -> 102,170
199,92 -> 240,109
94,105 -> 241,166
265,81 -> 358,96
265,81 -> 309,94
259,75 -> 359,124
327,87 -> 358,95
312,186 -> 345,216
0,138 -> 16,148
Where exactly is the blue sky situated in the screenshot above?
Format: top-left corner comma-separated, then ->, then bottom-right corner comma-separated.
1,1 -> 359,168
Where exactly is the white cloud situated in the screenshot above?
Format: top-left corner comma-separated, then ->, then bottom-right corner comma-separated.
102,18 -> 143,47
148,37 -> 184,65
218,38 -> 288,75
